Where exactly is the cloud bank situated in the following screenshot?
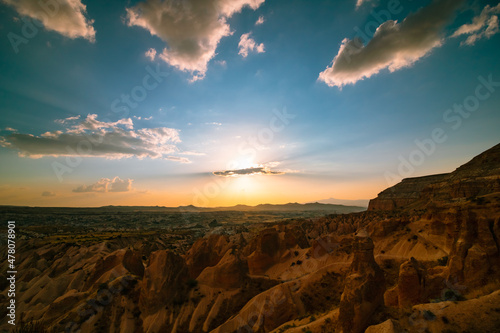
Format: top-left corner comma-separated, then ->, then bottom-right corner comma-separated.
126,0 -> 265,80
73,177 -> 133,193
3,0 -> 95,41
319,0 -> 464,88
452,4 -> 500,46
0,114 -> 189,162
213,166 -> 284,177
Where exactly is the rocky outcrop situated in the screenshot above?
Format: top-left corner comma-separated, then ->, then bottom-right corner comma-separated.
337,235 -> 386,333
397,257 -> 426,308
369,143 -> 500,211
184,234 -> 232,278
197,250 -> 248,289
446,209 -> 500,287
284,225 -> 310,249
140,250 -> 189,315
245,228 -> 282,275
365,319 -> 402,333
368,174 -> 449,211
83,249 -> 144,290
210,282 -> 304,333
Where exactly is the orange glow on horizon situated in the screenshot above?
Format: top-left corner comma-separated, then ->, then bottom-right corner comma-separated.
0,173 -> 386,207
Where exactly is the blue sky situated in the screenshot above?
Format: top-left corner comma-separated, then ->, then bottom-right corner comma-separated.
0,0 -> 499,207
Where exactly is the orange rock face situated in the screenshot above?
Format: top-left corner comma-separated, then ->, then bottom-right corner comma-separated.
245,228 -> 282,275
140,250 -> 188,315
338,236 -> 386,333
84,249 -> 144,290
197,250 -> 248,289
184,234 -> 232,278
398,257 -> 426,308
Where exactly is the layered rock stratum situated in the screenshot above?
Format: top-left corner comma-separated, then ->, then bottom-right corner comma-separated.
368,143 -> 500,211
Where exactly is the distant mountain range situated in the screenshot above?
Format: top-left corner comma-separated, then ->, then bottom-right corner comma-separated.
0,202 -> 367,214
312,198 -> 370,207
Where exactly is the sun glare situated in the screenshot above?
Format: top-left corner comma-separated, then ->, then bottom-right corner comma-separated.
231,157 -> 257,170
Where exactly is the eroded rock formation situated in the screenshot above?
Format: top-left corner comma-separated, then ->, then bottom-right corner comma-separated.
337,235 -> 385,333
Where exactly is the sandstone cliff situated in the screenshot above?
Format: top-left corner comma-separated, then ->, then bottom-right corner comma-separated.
369,143 -> 500,211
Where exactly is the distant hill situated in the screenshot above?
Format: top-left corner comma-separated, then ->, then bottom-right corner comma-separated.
233,202 -> 366,213
313,198 -> 369,208
127,202 -> 366,214
0,202 -> 366,214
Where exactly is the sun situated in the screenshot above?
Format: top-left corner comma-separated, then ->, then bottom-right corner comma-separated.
229,156 -> 258,171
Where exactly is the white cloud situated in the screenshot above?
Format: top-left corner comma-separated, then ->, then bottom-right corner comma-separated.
178,151 -> 206,156
165,156 -> 191,163
2,0 -> 95,41
126,0 -> 265,80
452,4 -> 500,46
213,166 -> 284,177
215,60 -> 227,67
0,114 -> 189,162
55,115 -> 81,124
318,0 -> 464,88
133,115 -> 154,120
145,48 -> 157,61
255,15 -> 264,25
238,32 -> 265,57
213,161 -> 288,177
73,177 -> 133,193
355,0 -> 369,9
355,0 -> 380,9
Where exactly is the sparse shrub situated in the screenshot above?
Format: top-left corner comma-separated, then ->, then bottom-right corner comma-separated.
187,279 -> 198,289
423,310 -> 436,321
310,315 -> 316,322
443,289 -> 465,301
471,197 -> 487,205
441,316 -> 449,324
296,260 -> 303,265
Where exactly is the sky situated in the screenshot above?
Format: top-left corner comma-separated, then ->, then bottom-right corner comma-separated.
0,0 -> 499,207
